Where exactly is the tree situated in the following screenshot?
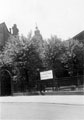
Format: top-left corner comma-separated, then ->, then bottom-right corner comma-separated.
62,39 -> 84,77
45,35 -> 65,78
13,38 -> 43,91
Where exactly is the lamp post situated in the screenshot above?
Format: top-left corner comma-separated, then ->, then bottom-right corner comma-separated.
5,69 -> 13,95
83,50 -> 84,88
36,68 -> 40,91
81,44 -> 84,89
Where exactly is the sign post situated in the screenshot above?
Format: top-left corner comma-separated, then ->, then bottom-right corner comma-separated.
40,70 -> 54,90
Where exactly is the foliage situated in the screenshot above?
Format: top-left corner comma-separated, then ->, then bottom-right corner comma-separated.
62,39 -> 84,76
0,33 -> 44,91
0,35 -> 23,66
0,29 -> 84,91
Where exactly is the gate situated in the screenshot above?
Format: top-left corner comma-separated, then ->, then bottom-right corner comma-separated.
0,69 -> 12,96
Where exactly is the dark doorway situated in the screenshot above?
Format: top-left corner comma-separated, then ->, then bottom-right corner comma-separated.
0,70 -> 12,96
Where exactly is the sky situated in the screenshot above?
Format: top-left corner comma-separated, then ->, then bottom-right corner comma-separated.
0,0 -> 84,40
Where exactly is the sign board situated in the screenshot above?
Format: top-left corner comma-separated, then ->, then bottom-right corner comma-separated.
40,70 -> 53,80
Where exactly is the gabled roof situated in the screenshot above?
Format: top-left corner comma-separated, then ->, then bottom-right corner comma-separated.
73,31 -> 84,43
0,22 -> 10,49
0,22 -> 9,32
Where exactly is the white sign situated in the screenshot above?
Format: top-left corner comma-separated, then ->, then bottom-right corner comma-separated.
40,70 -> 53,80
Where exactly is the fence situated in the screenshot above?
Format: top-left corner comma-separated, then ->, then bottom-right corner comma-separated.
57,75 -> 84,87
39,75 -> 84,91
12,75 -> 84,93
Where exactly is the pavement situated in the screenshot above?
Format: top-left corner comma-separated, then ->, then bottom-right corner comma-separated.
0,96 -> 84,105
1,96 -> 84,120
1,102 -> 84,120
